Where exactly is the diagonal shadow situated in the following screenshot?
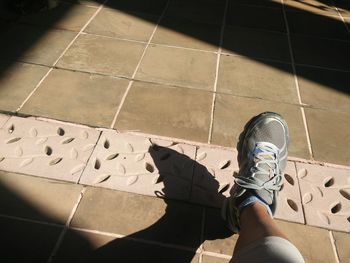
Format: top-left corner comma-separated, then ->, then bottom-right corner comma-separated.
0,0 -> 349,106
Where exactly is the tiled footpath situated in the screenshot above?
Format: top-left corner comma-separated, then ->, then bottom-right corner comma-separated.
0,0 -> 349,167
0,114 -> 350,262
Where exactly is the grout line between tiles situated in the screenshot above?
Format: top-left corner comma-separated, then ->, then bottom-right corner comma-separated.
208,0 -> 229,144
47,186 -> 87,263
332,1 -> 350,34
16,0 -> 108,112
292,161 -> 306,224
0,213 -> 64,228
109,0 -> 171,129
329,231 -> 341,263
281,0 -> 314,159
69,226 -> 199,253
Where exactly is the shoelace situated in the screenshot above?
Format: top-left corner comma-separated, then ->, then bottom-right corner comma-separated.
235,142 -> 282,193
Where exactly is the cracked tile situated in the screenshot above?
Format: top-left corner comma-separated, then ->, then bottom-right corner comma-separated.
57,34 -> 145,77
190,147 -> 239,208
275,162 -> 304,224
20,69 -> 129,127
0,116 -> 100,182
80,131 -> 196,200
297,163 -> 350,232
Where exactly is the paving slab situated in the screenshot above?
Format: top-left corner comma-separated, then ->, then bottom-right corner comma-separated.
57,34 -> 145,77
80,131 -> 196,200
276,220 -> 336,263
275,162 -> 304,224
0,171 -> 82,223
0,116 -> 100,182
71,188 -> 203,248
0,62 -> 48,112
85,8 -> 158,41
190,147 -> 239,208
115,81 -> 213,142
211,94 -> 310,159
202,255 -> 230,263
20,69 -> 129,127
333,231 -> 350,263
217,55 -> 298,104
305,108 -> 350,165
0,24 -> 76,66
284,0 -> 338,15
54,229 -> 199,262
297,163 -> 350,232
0,217 -> 62,263
222,26 -> 291,62
105,0 -> 168,16
20,2 -> 96,31
136,44 -> 217,90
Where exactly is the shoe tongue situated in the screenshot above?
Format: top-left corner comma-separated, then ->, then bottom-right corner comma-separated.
252,146 -> 275,178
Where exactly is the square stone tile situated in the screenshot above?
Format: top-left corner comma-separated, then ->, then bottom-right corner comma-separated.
217,55 -> 298,104
296,163 -> 350,231
136,45 -> 217,90
275,220 -> 336,263
0,116 -> 100,182
222,26 -> 290,62
164,0 -> 226,25
0,217 -> 62,262
0,171 -> 82,224
211,95 -> 310,159
226,5 -> 286,33
284,0 -> 338,15
202,255 -> 230,263
57,34 -> 145,77
152,17 -> 221,51
105,0 -> 168,15
286,11 -> 350,40
80,131 -> 196,201
333,231 -> 350,263
291,35 -> 350,70
20,69 -> 129,127
20,3 -> 96,31
297,66 -> 350,112
0,24 -> 76,66
202,208 -> 238,255
190,147 -> 239,208
115,81 -> 213,142
305,108 -> 350,165
85,8 -> 158,41
71,188 -> 203,248
54,229 -> 199,262
0,62 -> 48,112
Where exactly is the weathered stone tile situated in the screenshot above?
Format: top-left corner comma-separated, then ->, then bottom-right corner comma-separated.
333,231 -> 350,263
0,114 -> 10,128
115,82 -> 213,142
55,229 -> 199,262
305,108 -> 350,165
0,24 -> 76,66
276,220 -> 336,263
211,95 -> 310,159
0,217 -> 62,263
57,34 -> 145,77
0,171 -> 82,223
284,0 -> 338,15
217,55 -> 298,104
20,69 -> 129,127
80,131 -> 196,200
85,8 -> 158,41
20,3 -> 96,31
0,116 -> 100,182
105,0 -> 168,15
0,62 -> 48,112
71,188 -> 203,248
136,45 -> 217,90
297,163 -> 350,232
202,255 -> 230,263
